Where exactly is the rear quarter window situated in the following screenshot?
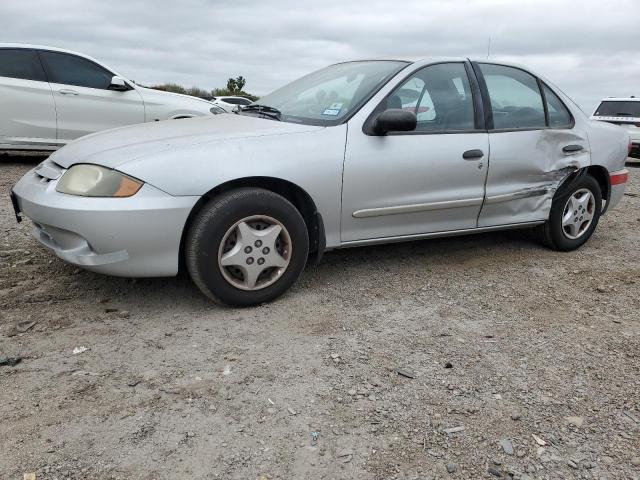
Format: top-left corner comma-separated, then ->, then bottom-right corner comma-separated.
543,84 -> 573,128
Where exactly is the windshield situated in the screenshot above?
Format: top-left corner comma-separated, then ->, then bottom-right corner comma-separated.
594,100 -> 640,118
248,61 -> 409,126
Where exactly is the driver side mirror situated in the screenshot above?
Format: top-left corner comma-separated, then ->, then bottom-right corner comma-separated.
108,76 -> 130,91
372,109 -> 417,135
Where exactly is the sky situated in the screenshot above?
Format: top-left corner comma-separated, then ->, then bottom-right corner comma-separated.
2,0 -> 639,113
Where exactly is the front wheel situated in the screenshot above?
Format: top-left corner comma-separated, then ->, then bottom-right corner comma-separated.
539,174 -> 602,251
185,188 -> 309,306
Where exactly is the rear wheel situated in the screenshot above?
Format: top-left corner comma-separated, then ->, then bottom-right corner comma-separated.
185,188 -> 309,306
539,174 -> 602,251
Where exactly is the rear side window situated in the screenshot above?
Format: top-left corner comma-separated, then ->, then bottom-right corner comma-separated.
594,101 -> 640,118
384,62 -> 476,132
543,84 -> 572,127
479,64 -> 546,130
40,51 -> 114,89
0,49 -> 46,82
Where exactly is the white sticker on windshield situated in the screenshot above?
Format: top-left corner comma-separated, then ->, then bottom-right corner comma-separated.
322,102 -> 343,116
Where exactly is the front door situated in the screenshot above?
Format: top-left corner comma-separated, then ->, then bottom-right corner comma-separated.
341,62 -> 489,242
38,50 -> 144,142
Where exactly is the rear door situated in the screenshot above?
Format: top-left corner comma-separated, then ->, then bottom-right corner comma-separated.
0,48 -> 57,149
474,63 -> 590,227
38,50 -> 144,142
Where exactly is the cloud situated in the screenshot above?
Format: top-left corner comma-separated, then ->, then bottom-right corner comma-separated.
2,0 -> 639,110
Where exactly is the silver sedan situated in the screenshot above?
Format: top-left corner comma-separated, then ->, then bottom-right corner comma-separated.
12,58 -> 630,306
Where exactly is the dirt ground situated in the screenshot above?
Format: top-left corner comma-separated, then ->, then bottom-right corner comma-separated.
1,155 -> 638,480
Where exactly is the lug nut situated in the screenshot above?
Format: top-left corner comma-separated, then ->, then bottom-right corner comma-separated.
244,246 -> 252,254
246,257 -> 254,265
262,247 -> 270,254
255,240 -> 263,247
257,258 -> 265,265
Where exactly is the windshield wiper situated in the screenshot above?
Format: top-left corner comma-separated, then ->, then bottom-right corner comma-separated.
615,112 -> 633,116
239,104 -> 282,120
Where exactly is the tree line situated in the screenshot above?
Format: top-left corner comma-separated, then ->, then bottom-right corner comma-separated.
149,76 -> 259,101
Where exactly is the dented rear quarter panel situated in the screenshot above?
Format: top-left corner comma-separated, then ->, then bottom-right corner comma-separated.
587,117 -> 629,173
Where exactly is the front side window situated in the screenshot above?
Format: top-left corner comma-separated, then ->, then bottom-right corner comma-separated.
251,61 -> 409,126
0,49 -> 46,82
479,64 -> 546,130
383,63 -> 476,131
40,51 -> 114,90
543,84 -> 572,127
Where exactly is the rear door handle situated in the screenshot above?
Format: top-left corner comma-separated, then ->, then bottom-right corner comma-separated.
462,149 -> 484,160
59,89 -> 79,96
562,144 -> 583,154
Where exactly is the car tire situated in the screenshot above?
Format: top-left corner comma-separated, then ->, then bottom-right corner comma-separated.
185,188 -> 309,306
539,173 -> 602,251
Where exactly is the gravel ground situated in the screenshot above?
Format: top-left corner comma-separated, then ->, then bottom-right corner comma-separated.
1,154 -> 639,480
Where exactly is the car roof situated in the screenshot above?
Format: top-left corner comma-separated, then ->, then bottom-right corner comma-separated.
0,42 -> 125,78
0,43 -> 96,58
333,57 -> 539,71
598,97 -> 640,102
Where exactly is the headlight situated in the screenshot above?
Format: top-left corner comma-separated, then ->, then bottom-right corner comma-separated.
56,164 -> 143,197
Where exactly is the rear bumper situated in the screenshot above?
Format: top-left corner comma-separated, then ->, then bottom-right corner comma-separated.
607,169 -> 628,211
12,163 -> 199,277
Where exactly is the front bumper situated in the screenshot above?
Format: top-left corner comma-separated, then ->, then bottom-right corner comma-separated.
630,142 -> 640,159
12,162 -> 199,277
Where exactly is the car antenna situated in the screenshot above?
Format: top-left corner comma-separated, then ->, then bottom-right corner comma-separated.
486,36 -> 491,59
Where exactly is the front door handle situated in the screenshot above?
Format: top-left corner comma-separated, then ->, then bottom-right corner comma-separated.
462,149 -> 484,160
562,144 -> 584,154
59,89 -> 79,96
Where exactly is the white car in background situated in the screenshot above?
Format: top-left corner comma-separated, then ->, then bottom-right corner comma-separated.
0,44 -> 218,151
591,97 -> 640,158
210,95 -> 253,112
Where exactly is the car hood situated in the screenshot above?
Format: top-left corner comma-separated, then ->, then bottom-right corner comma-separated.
136,86 -> 213,107
49,115 -> 322,169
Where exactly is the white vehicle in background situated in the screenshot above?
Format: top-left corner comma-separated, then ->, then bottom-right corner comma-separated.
0,44 -> 218,151
210,95 -> 253,112
591,97 -> 640,158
